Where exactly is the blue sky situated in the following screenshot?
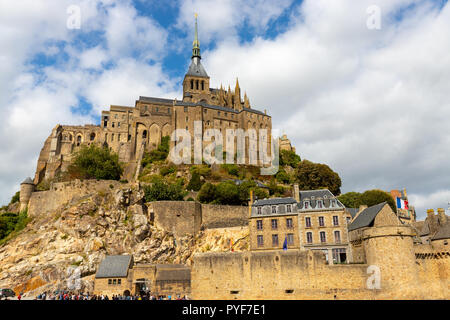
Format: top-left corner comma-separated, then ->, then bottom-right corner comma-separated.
0,0 -> 449,218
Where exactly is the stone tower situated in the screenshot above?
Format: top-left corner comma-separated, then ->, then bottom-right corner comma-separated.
182,15 -> 210,102
19,177 -> 35,212
362,225 -> 423,298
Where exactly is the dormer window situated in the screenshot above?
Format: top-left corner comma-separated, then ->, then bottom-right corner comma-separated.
317,200 -> 323,209
257,207 -> 262,215
287,204 -> 292,213
330,200 -> 336,207
304,201 -> 310,209
272,206 -> 277,214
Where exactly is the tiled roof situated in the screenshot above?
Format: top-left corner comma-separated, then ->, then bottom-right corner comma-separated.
21,177 -> 34,185
155,266 -> 191,281
95,255 -> 133,278
297,189 -> 345,210
348,202 -> 387,232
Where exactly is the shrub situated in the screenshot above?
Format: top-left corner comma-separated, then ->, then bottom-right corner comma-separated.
141,136 -> 170,167
0,209 -> 29,242
186,171 -> 203,191
67,145 -> 123,180
190,165 -> 211,177
143,177 -> 186,202
275,169 -> 291,184
9,191 -> 20,205
221,164 -> 239,177
186,197 -> 195,201
160,164 -> 176,176
197,183 -> 217,204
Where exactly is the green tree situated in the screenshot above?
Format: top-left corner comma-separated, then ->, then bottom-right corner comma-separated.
280,150 -> 301,168
338,192 -> 363,208
337,190 -> 397,212
215,181 -> 241,205
186,171 -> 203,191
360,189 -> 397,212
143,178 -> 185,202
275,169 -> 291,184
294,160 -> 342,195
68,145 -> 123,180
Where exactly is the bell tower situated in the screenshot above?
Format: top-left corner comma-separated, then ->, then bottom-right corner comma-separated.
183,14 -> 210,103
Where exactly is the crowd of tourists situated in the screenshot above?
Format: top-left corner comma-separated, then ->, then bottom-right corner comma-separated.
34,291 -> 189,300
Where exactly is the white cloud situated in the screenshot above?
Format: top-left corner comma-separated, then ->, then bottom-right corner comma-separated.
201,0 -> 450,219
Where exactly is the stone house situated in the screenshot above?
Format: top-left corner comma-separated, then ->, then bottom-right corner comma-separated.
94,255 -> 190,297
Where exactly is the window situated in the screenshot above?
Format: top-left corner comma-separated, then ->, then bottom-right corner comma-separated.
320,231 -> 326,243
156,107 -> 159,112
333,216 -> 339,226
304,201 -> 309,209
111,133 -> 114,141
305,217 -> 311,228
112,122 -> 115,128
286,218 -> 293,228
318,200 -> 323,208
346,217 -> 351,224
257,235 -> 264,247
186,116 -> 189,122
113,279 -> 117,285
319,216 -> 325,227
90,133 -> 95,141
287,204 -> 292,213
271,206 -> 277,214
190,79 -> 193,89
334,231 -> 341,243
184,106 -> 188,112
118,279 -> 121,285
272,234 -> 279,247
108,279 -> 112,285
330,200 -> 336,207
204,109 -> 207,113
257,207 -> 262,215
306,232 -> 313,244
118,134 -> 121,141
256,220 -> 263,230
118,122 -> 121,127
287,233 -> 294,245
271,219 -> 278,230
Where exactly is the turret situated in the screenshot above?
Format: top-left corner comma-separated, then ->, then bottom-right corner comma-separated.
19,177 -> 35,212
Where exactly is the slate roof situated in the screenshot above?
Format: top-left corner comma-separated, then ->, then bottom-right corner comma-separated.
139,96 -> 175,105
253,197 -> 297,207
348,202 -> 387,232
186,59 -> 209,77
431,222 -> 450,240
297,189 -> 345,210
21,177 -> 34,185
95,255 -> 133,278
346,208 -> 359,218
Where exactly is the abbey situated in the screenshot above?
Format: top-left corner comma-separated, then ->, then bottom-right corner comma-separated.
34,17 -> 272,186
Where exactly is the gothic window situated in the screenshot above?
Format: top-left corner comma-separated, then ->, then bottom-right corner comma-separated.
190,79 -> 193,89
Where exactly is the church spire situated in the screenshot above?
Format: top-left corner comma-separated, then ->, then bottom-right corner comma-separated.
192,13 -> 201,59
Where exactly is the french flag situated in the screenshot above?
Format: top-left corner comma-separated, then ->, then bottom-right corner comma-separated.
396,197 -> 409,210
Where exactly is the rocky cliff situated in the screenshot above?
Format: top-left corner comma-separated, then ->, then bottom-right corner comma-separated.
0,185 -> 248,296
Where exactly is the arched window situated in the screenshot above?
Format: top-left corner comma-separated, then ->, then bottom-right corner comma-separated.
201,81 -> 204,90
90,133 -> 95,141
76,135 -> 82,146
196,80 -> 199,90
142,130 -> 147,139
190,79 -> 194,89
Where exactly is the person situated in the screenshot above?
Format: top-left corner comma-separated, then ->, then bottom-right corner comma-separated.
17,293 -> 22,300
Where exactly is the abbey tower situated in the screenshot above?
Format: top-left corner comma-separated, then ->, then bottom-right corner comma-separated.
33,17 -> 272,186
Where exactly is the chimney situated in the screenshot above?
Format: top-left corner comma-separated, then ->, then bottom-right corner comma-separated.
437,208 -> 447,225
359,205 -> 368,211
427,209 -> 435,219
293,184 -> 300,203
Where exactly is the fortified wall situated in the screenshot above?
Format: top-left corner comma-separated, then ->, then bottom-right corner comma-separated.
192,224 -> 449,299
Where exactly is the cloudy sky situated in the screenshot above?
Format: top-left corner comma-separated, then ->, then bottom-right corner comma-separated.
0,0 -> 449,218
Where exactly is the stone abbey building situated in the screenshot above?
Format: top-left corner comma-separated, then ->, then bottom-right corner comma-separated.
34,18 -> 272,185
